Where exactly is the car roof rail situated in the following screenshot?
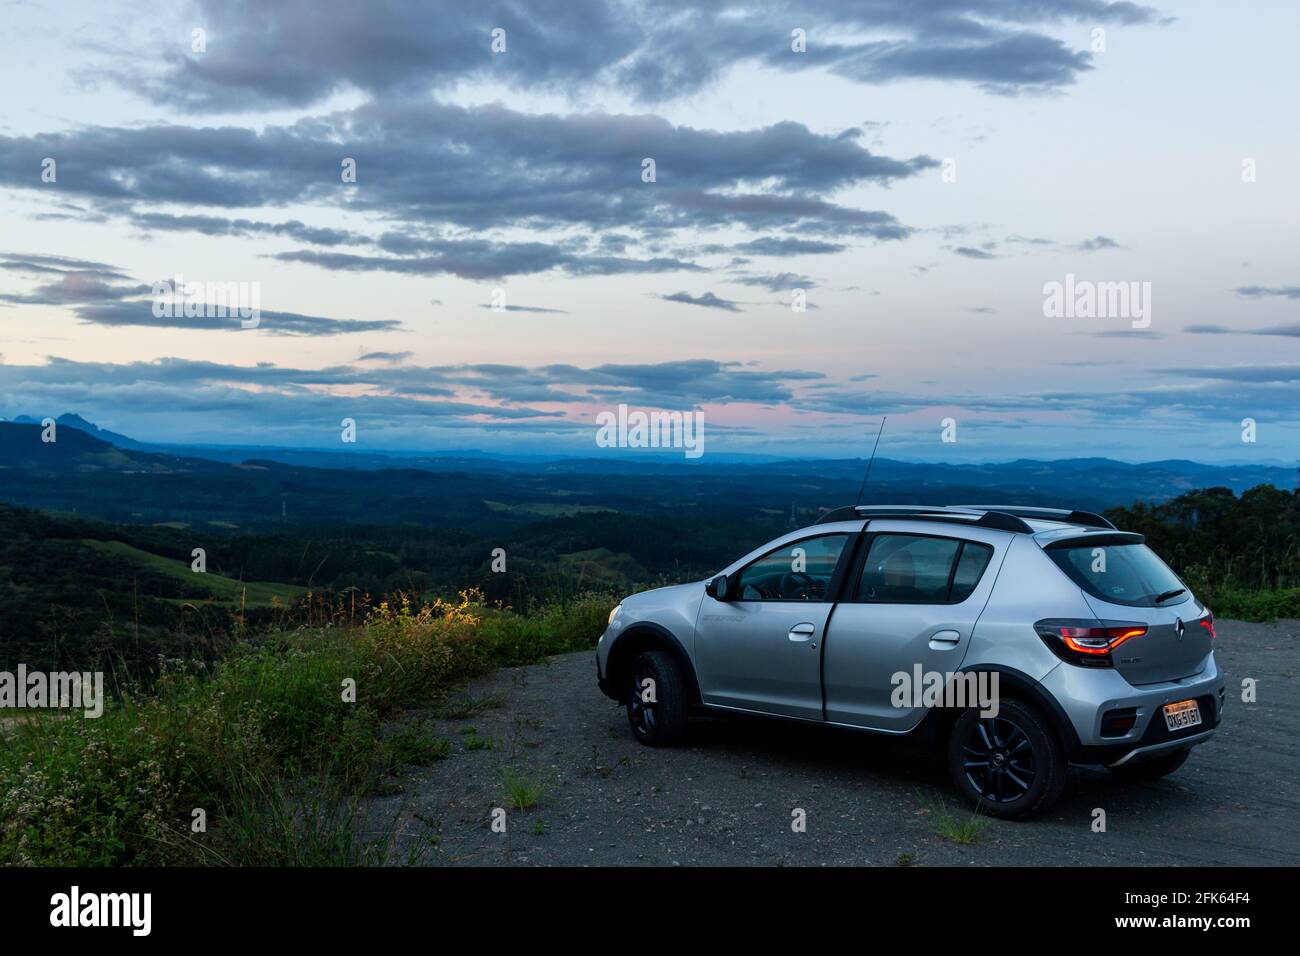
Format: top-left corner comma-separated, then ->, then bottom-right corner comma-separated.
948,505 -> 1116,530
814,504 -> 1035,533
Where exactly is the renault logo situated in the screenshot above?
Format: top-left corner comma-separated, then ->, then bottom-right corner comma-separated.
1175,618 -> 1185,641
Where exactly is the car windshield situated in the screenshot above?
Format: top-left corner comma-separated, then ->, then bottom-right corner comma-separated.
1046,542 -> 1186,607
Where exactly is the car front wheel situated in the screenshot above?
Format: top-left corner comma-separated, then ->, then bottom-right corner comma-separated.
948,698 -> 1067,820
626,650 -> 689,746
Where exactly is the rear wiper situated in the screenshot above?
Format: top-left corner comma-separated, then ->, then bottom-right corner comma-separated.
1153,587 -> 1187,604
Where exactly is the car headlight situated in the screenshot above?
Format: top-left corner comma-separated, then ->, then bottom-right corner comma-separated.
608,604 -> 622,626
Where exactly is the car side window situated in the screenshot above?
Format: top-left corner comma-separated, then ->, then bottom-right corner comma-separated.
949,540 -> 994,602
736,533 -> 849,601
855,534 -> 993,604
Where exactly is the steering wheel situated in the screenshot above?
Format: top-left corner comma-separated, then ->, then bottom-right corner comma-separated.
780,570 -> 818,599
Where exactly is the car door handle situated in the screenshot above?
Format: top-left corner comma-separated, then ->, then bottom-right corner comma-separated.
788,623 -> 816,642
929,629 -> 961,648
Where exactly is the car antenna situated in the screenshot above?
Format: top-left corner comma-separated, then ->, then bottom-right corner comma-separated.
854,416 -> 886,506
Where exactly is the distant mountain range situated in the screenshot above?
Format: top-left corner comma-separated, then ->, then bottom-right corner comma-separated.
0,414 -> 1294,530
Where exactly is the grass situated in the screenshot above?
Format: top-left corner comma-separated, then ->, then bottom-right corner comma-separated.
434,692 -> 506,720
501,767 -> 543,810
1190,584 -> 1300,622
0,590 -> 612,866
81,538 -> 304,607
381,721 -> 452,770
920,790 -> 990,845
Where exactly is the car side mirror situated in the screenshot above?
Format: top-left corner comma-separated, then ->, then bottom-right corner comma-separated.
706,574 -> 731,601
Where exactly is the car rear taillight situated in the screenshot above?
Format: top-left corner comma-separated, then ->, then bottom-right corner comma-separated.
1034,618 -> 1148,668
1200,612 -> 1216,639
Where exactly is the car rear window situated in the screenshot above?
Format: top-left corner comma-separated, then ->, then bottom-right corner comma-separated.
855,534 -> 994,604
1046,542 -> 1185,607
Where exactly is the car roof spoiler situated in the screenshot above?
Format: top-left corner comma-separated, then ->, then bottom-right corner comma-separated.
947,505 -> 1117,530
814,504 -> 1116,533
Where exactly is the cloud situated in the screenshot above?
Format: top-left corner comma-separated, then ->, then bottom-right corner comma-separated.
953,246 -> 997,260
0,252 -> 132,281
1235,285 -> 1300,300
730,237 -> 848,256
274,247 -> 702,281
116,0 -> 1160,112
1073,235 -> 1122,252
658,291 -> 743,312
0,356 -> 824,429
997,234 -> 1126,256
0,104 -> 932,237
1157,365 -> 1300,383
477,304 -> 568,314
731,272 -> 814,292
5,350 -> 1294,452
130,213 -> 363,247
1185,322 -> 1300,338
0,254 -> 401,336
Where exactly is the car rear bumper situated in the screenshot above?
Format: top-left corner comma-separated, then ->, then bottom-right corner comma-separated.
1038,652 -> 1225,765
1108,728 -> 1216,766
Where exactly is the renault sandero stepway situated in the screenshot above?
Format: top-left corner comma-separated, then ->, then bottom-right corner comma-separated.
596,505 -> 1224,818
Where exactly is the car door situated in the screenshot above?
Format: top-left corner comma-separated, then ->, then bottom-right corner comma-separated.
822,527 -> 1005,732
695,531 -> 853,721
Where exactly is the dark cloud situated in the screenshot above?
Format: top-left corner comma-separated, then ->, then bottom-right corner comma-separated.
118,0 -> 1159,112
658,291 -> 743,312
1157,365 -> 1300,383
4,351 -> 1294,449
477,304 -> 568,314
0,252 -> 132,281
1236,285 -> 1300,300
274,247 -> 701,281
74,301 -> 401,336
1185,322 -> 1300,338
0,104 -> 930,229
1002,234 -> 1124,253
0,356 -> 823,422
130,213 -> 362,247
731,237 -> 848,256
953,246 -> 997,260
1074,235 -> 1122,252
731,272 -> 814,292
0,253 -> 401,337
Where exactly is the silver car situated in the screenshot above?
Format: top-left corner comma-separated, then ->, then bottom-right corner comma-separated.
596,505 -> 1224,819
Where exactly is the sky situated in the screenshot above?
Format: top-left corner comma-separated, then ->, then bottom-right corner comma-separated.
0,0 -> 1297,463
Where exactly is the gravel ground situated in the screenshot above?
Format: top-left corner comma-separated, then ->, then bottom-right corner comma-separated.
373,619 -> 1299,866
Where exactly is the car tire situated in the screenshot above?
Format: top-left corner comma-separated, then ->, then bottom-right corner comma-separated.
947,697 -> 1067,820
1108,747 -> 1190,781
626,650 -> 689,746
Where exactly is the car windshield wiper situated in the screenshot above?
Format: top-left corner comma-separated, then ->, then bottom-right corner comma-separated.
1153,587 -> 1187,604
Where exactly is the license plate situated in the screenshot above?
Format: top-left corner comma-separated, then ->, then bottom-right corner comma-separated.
1163,699 -> 1201,732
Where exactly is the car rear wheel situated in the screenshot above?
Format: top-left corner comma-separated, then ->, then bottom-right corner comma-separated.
626,650 -> 689,746
948,698 -> 1067,820
1108,747 -> 1190,780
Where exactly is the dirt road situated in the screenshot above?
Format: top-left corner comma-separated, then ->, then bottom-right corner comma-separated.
374,619 -> 1299,866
